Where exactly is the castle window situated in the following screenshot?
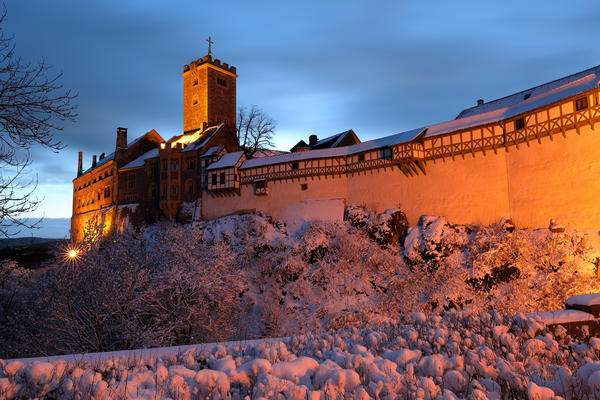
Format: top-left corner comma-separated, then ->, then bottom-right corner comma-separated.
217,78 -> 227,87
301,183 -> 308,191
291,162 -> 299,170
220,172 -> 225,185
186,180 -> 194,194
514,117 -> 525,130
149,184 -> 156,199
97,192 -> 101,201
358,154 -> 365,162
171,185 -> 179,195
170,161 -> 179,171
576,96 -> 588,111
381,147 -> 393,161
104,187 -> 110,198
193,79 -> 198,86
128,173 -> 136,188
211,173 -> 217,186
193,99 -> 198,105
186,159 -> 196,170
161,160 -> 167,171
253,179 -> 267,195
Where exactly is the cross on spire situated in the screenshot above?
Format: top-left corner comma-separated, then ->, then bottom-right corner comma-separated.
206,36 -> 214,58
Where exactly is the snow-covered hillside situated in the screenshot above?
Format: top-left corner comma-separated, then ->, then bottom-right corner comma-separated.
4,310 -> 600,399
2,208 -> 600,360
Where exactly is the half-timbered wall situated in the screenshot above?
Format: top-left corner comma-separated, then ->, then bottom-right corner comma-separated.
203,89 -> 600,229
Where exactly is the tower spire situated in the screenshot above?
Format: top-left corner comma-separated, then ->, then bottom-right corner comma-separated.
206,35 -> 214,58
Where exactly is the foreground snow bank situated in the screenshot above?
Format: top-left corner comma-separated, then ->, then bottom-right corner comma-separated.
3,310 -> 600,399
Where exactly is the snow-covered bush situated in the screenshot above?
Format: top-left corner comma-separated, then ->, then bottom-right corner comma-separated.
5,309 -> 600,399
2,208 -> 600,360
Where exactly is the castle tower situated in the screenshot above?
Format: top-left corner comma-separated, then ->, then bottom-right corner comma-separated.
182,37 -> 237,133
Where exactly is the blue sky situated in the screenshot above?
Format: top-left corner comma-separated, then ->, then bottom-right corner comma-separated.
4,0 -> 600,218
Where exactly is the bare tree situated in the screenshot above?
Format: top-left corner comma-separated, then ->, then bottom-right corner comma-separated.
236,105 -> 275,157
0,9 -> 77,238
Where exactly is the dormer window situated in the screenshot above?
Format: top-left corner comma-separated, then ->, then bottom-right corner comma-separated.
523,93 -> 531,100
575,96 -> 588,111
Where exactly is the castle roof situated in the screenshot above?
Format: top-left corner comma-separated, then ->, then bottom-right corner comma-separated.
423,64 -> 600,138
240,127 -> 424,169
119,148 -> 159,171
207,151 -> 245,170
200,145 -> 225,158
182,124 -> 224,152
313,129 -> 360,149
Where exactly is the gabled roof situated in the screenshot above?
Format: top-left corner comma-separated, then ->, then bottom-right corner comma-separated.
240,127 -> 424,169
119,148 -> 159,171
456,64 -> 600,120
200,145 -> 225,158
182,124 -> 224,152
207,151 -> 246,170
289,140 -> 309,152
313,129 -> 360,149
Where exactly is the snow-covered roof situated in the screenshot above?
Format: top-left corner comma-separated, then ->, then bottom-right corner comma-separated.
565,293 -> 600,307
81,152 -> 115,175
200,146 -> 225,158
526,309 -> 595,325
119,148 -> 159,170
207,151 -> 245,170
423,65 -> 600,139
240,127 -> 424,169
182,124 -> 224,152
253,149 -> 288,158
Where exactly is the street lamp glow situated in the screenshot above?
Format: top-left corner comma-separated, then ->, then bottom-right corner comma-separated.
67,249 -> 79,259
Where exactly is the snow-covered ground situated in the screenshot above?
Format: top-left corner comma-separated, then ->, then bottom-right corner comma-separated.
3,310 -> 600,399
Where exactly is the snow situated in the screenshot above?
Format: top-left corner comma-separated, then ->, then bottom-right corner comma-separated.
119,148 -> 159,170
206,150 -> 245,170
5,306 -> 600,398
182,123 -> 224,152
240,127 -> 425,169
527,309 -> 596,324
565,293 -> 600,307
199,145 -> 224,157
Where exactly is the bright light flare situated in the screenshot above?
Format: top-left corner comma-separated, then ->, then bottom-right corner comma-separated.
67,249 -> 79,259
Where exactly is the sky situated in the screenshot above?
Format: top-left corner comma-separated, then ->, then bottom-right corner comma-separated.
3,0 -> 600,219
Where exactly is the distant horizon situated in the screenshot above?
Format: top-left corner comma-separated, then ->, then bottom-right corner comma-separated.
3,218 -> 71,239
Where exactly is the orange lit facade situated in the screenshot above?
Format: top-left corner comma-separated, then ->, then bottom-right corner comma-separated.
73,50 -> 600,241
70,53 -> 239,241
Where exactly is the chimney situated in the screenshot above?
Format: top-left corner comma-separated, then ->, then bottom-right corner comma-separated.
477,99 -> 484,106
77,151 -> 83,176
92,155 -> 97,169
309,134 -> 318,147
116,127 -> 128,150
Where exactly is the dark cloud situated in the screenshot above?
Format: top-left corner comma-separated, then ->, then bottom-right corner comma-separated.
3,0 -> 599,217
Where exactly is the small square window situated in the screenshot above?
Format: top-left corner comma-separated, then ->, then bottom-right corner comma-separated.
193,79 -> 198,86
291,162 -> 299,170
358,154 -> 365,162
575,96 -> 588,111
514,117 -> 525,131
253,179 -> 267,195
380,147 -> 393,161
211,174 -> 217,186
301,183 -> 308,191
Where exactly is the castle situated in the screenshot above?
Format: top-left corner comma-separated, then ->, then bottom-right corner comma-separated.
71,46 -> 600,241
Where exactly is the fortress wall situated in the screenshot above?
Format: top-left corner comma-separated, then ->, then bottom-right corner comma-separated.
346,150 -> 511,226
201,173 -> 349,220
506,123 -> 600,229
70,206 -> 116,242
